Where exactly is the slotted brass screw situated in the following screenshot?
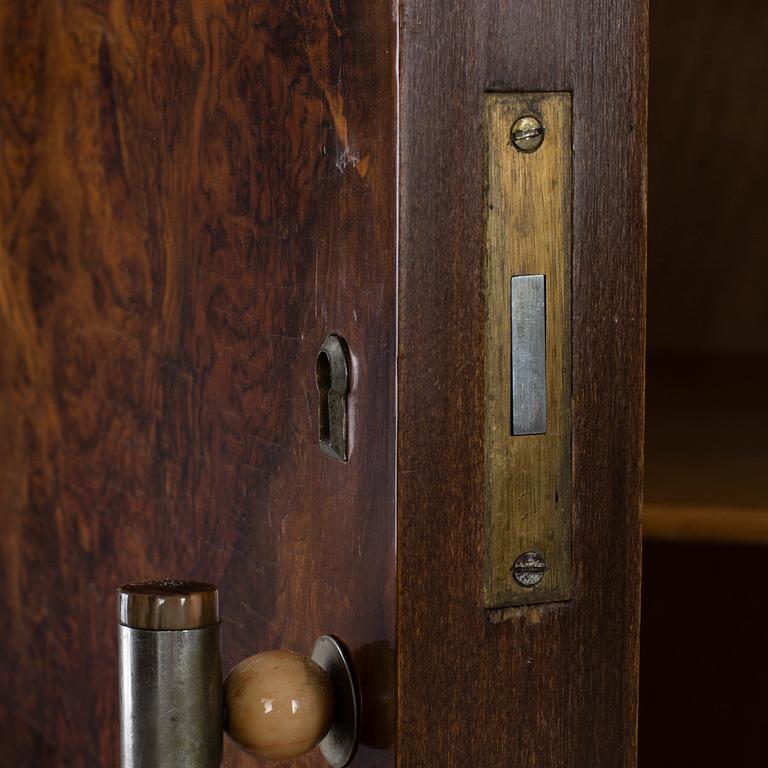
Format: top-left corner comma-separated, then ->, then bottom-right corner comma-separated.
510,116 -> 544,153
512,551 -> 548,587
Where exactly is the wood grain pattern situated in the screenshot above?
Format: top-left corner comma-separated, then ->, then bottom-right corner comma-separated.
397,0 -> 647,764
0,2 -> 397,766
484,93 -> 572,608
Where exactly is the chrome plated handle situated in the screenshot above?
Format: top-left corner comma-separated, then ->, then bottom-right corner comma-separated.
117,581 -> 359,768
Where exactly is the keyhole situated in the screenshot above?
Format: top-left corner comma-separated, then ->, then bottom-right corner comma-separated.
315,334 -> 350,461
316,350 -> 332,444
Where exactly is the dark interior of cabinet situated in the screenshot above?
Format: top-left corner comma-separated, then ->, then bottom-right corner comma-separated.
640,1 -> 768,764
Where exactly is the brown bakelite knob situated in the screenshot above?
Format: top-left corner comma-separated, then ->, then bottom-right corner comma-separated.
224,650 -> 334,760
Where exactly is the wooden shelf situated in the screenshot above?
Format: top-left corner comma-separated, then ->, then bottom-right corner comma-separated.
642,354 -> 768,543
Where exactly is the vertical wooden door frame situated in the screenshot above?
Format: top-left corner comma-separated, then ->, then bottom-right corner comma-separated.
396,0 -> 647,765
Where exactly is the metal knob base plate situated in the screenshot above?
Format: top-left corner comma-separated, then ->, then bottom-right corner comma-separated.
311,635 -> 360,768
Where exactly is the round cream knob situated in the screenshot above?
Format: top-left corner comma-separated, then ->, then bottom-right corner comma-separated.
224,650 -> 334,761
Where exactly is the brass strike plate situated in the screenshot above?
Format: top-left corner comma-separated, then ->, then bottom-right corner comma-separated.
484,92 -> 572,609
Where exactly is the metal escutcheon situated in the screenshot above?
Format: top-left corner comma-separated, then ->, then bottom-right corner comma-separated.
312,635 -> 360,768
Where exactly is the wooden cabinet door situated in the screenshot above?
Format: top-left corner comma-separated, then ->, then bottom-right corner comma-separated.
0,1 -> 645,766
